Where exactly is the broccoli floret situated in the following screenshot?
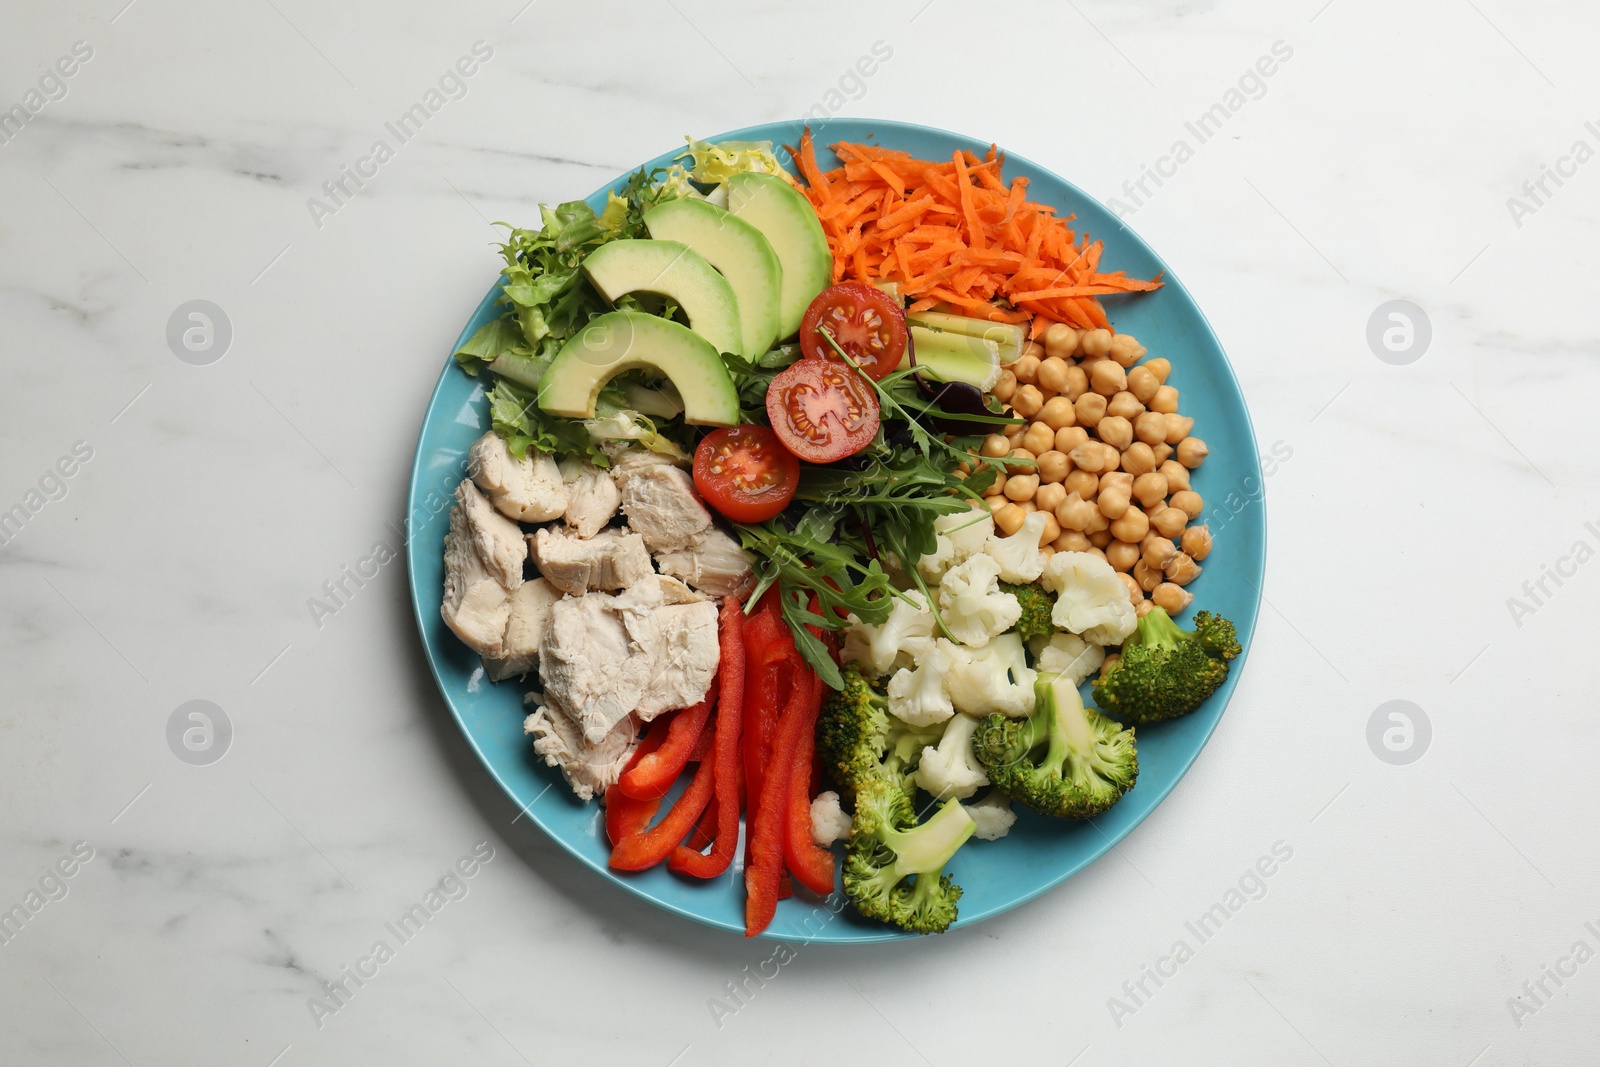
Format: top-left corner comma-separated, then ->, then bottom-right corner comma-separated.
973,672 -> 1138,819
842,776 -> 975,934
818,665 -> 943,803
999,581 -> 1055,642
1092,607 -> 1240,724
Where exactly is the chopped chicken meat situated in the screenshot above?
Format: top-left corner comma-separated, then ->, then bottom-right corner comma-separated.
626,598 -> 719,721
523,699 -> 637,802
455,479 -> 525,591
483,577 -> 561,682
440,505 -> 510,656
528,526 -> 653,596
562,462 -> 621,539
614,458 -> 711,554
654,527 -> 755,598
468,432 -> 566,523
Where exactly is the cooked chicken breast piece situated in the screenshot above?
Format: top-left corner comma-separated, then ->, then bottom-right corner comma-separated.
614,458 -> 711,554
441,505 -> 511,656
523,700 -> 637,802
468,432 -> 566,523
624,599 -> 720,721
455,479 -> 525,591
483,577 -> 561,682
529,526 -> 653,596
654,527 -> 756,598
539,594 -> 651,743
562,462 -> 621,539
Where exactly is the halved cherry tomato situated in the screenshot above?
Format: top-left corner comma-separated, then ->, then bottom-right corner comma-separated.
693,425 -> 799,523
765,358 -> 880,464
799,282 -> 908,381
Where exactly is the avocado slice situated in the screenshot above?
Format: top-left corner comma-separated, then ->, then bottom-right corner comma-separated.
582,239 -> 742,356
537,310 -> 739,427
725,173 -> 831,341
644,198 -> 781,359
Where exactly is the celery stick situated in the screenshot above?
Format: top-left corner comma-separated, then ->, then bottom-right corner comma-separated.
906,311 -> 1024,364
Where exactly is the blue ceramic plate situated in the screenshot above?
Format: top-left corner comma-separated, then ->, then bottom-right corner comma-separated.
407,118 -> 1264,942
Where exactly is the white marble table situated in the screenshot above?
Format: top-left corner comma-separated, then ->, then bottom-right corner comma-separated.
2,1 -> 1594,1064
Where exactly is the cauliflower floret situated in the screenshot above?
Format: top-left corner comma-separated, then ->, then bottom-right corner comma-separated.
1030,631 -> 1106,687
962,792 -> 1018,840
810,790 -> 852,847
937,554 -> 1021,647
982,511 -> 1048,583
886,637 -> 957,727
945,632 -> 1036,717
841,591 -> 935,677
917,506 -> 995,584
912,712 -> 990,800
1041,551 -> 1137,646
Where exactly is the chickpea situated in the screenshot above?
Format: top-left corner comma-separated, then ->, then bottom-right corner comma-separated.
1134,411 -> 1168,446
1073,391 -> 1107,427
1080,328 -> 1113,358
1116,572 -> 1145,605
1054,530 -> 1092,553
1036,482 -> 1067,514
1151,506 -> 1188,538
1163,413 -> 1195,445
1107,391 -> 1145,421
1011,384 -> 1044,418
986,496 -> 1008,517
1036,450 -> 1070,484
1106,539 -> 1141,572
1109,507 -> 1149,543
1159,459 -> 1191,493
1089,359 -> 1127,397
1099,652 -> 1121,678
1164,551 -> 1201,585
1012,354 -> 1041,385
1055,492 -> 1096,532
1120,442 -> 1156,476
1151,582 -> 1193,614
1003,474 -> 1039,502
1063,364 -> 1089,401
1142,534 -> 1177,569
1149,385 -> 1179,414
1039,396 -> 1077,431
1042,322 -> 1080,361
1005,447 -> 1036,475
1064,469 -> 1099,499
1109,333 -> 1147,368
1095,470 -> 1128,495
992,369 -> 1017,403
1067,442 -> 1105,473
1037,513 -> 1062,547
994,502 -> 1027,536
1018,500 -> 1038,514
1022,421 -> 1055,455
1097,486 -> 1131,520
1037,357 -> 1071,395
983,473 -> 1007,498
980,433 -> 1011,458
1020,340 -> 1045,361
1144,357 -> 1171,384
1127,365 -> 1160,403
1006,424 -> 1027,448
1152,442 -> 1174,465
1135,598 -> 1155,618
1039,544 -> 1056,562
1182,524 -> 1212,561
1097,415 -> 1134,451
1087,532 -> 1112,552
1132,559 -> 1163,592
1099,442 -> 1122,472
1082,508 -> 1110,535
954,462 -> 971,477
1054,425 -> 1089,454
1132,471 -> 1168,507
1170,490 -> 1202,520
1177,436 -> 1209,469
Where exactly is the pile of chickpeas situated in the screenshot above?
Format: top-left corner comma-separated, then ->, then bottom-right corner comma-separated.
963,323 -> 1213,619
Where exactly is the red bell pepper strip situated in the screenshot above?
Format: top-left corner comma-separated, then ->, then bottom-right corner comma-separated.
609,736 -> 716,871
784,670 -> 836,895
604,724 -> 667,846
741,591 -> 789,825
745,650 -> 814,936
668,596 -> 747,879
618,688 -> 716,800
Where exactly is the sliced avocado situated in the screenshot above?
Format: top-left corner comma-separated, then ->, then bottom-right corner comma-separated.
538,310 -> 739,427
582,239 -> 742,356
726,173 -> 831,340
644,198 -> 781,359
901,326 -> 1001,391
